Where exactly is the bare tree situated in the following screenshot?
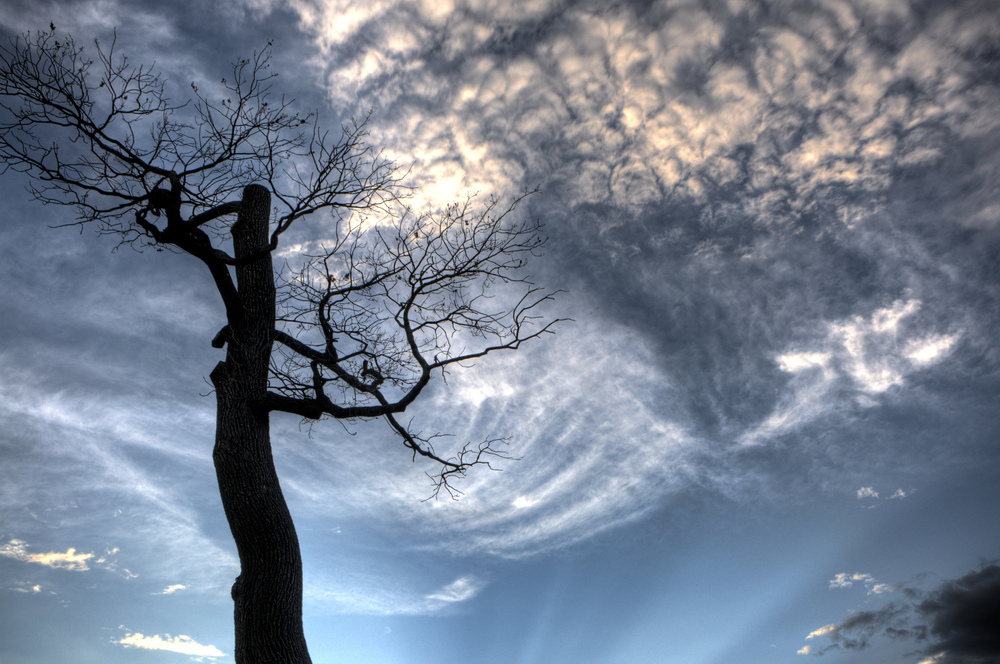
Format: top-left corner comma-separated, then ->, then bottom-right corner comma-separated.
1,28 -> 562,664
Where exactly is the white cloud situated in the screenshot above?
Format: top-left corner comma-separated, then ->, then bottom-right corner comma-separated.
806,624 -> 838,639
262,0 -> 988,482
742,300 -> 960,445
0,539 -> 94,571
12,582 -> 43,593
856,487 -> 879,500
797,644 -> 812,654
888,488 -> 909,499
918,653 -> 947,664
777,352 -> 831,373
829,571 -> 894,594
115,630 -> 226,658
833,300 -> 920,394
5,2 -> 993,627
425,575 -> 483,603
276,0 -> 998,234
156,584 -> 187,595
511,496 -> 538,509
278,318 -> 695,559
0,372 -> 240,591
830,571 -> 873,588
905,334 -> 959,366
305,567 -> 486,616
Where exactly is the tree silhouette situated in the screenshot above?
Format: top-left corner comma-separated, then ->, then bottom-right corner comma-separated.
1,28 -> 562,664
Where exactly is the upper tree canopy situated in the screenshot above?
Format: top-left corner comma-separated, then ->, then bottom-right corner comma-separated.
0,27 -> 564,496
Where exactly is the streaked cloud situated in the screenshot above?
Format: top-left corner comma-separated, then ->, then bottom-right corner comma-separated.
156,584 -> 187,595
742,300 -> 960,445
511,496 -> 539,510
1,0 -> 986,577
0,372 -> 240,590
425,575 -> 483,603
0,539 -> 94,571
277,318 -> 695,560
806,624 -> 837,639
115,628 -> 226,658
305,567 -> 486,616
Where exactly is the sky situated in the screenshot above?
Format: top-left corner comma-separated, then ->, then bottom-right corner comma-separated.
1,0 -> 999,663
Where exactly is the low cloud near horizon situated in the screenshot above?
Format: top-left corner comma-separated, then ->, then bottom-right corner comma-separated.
800,563 -> 1000,662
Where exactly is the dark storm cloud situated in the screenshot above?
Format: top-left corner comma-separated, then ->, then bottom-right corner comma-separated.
826,603 -> 911,651
804,564 -> 1000,663
0,0 -> 331,122
918,565 -> 1000,664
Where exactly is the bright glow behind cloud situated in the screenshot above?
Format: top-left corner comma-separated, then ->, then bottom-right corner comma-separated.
283,0 -> 999,229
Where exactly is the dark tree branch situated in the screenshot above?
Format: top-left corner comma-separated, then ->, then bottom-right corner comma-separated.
268,191 -> 567,492
2,26 -> 564,662
1,26 -> 564,498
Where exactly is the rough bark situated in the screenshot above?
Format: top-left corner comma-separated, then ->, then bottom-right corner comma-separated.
210,185 -> 312,664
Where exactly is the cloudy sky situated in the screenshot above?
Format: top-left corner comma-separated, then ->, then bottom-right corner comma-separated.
1,0 -> 999,663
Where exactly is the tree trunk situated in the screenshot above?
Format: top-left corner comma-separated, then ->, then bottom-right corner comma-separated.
210,185 -> 312,663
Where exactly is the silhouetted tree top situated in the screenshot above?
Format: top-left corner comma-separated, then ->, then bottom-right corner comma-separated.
0,28 -> 565,497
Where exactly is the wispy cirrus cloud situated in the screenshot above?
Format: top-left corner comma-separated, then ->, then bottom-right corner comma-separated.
741,299 -> 960,446
0,371 -> 239,590
304,566 -> 486,616
425,575 -> 484,604
277,319 -> 695,559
